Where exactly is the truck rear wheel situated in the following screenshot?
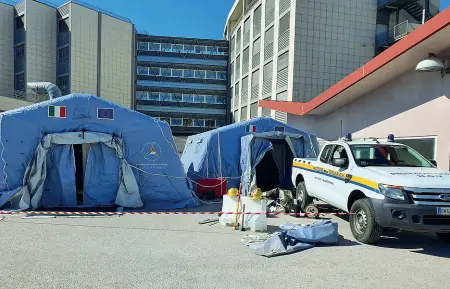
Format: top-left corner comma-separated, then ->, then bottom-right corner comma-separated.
350,199 -> 382,244
296,181 -> 313,212
436,232 -> 450,243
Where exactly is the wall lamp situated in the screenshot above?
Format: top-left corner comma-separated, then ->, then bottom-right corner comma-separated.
415,53 -> 450,78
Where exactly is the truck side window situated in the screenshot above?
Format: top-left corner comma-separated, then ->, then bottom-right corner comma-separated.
330,145 -> 349,165
320,145 -> 333,163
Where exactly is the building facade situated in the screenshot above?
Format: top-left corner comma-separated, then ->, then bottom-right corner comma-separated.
260,6 -> 450,169
0,0 -> 135,108
135,33 -> 229,147
224,0 -> 439,123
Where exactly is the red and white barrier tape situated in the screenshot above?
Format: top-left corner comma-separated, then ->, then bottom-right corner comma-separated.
0,211 -> 352,216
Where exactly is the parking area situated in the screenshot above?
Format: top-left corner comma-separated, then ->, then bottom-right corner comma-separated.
0,205 -> 448,289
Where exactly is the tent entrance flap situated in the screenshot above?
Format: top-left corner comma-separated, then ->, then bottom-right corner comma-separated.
255,150 -> 280,192
18,131 -> 143,210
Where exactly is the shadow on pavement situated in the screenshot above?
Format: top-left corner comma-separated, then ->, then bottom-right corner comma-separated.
376,231 -> 450,258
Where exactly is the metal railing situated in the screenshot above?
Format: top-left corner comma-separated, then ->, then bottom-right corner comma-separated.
378,0 -> 439,19
375,20 -> 421,48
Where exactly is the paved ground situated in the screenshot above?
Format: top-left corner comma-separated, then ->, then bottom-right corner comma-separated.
0,204 -> 449,289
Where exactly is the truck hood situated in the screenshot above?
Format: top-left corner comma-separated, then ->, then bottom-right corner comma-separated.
364,167 -> 450,188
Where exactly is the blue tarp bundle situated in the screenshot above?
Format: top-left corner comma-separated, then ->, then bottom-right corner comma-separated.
181,117 -> 319,195
248,220 -> 339,257
0,94 -> 198,210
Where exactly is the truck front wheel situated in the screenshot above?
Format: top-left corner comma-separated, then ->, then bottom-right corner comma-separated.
349,199 -> 382,244
436,232 -> 450,243
296,181 -> 313,211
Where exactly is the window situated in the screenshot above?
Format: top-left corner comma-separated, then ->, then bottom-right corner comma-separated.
394,137 -> 436,160
263,62 -> 273,80
14,73 -> 25,91
207,46 -> 216,55
230,36 -> 235,52
15,16 -> 24,30
330,146 -> 349,167
58,47 -> 69,61
250,102 -> 258,118
183,119 -> 193,127
171,118 -> 182,126
172,69 -> 183,77
236,27 -> 241,44
161,43 -> 171,51
254,5 -> 262,24
241,106 -> 248,121
266,0 -> 275,10
159,92 -> 170,101
276,90 -> 287,101
235,82 -> 240,97
242,76 -> 249,90
150,92 -> 160,101
217,120 -> 225,127
149,67 -> 160,76
205,119 -> 215,127
194,119 -> 205,127
253,38 -> 261,55
279,12 -> 290,34
138,42 -> 148,50
172,43 -> 183,52
183,94 -> 194,102
217,71 -> 226,80
243,48 -> 250,63
171,94 -> 182,102
264,26 -> 274,46
215,96 -> 225,104
184,45 -> 194,53
161,117 -> 170,124
184,69 -> 194,78
236,55 -> 240,72
350,144 -> 432,168
56,75 -> 68,88
194,95 -> 204,103
149,42 -> 160,51
195,70 -> 206,79
58,19 -> 69,33
320,145 -> 333,163
205,95 -> 216,104
15,45 -> 25,58
277,51 -> 289,71
244,18 -> 250,33
161,68 -> 171,77
252,69 -> 260,87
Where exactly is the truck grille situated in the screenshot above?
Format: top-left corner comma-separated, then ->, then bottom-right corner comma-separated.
405,187 -> 450,206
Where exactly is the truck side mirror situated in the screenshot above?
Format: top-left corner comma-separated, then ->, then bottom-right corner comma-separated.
332,158 -> 348,167
429,159 -> 437,167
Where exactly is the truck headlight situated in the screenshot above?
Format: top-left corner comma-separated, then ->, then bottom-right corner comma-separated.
378,184 -> 406,201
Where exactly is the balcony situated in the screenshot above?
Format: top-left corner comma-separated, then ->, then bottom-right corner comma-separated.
375,20 -> 421,49
377,0 -> 439,22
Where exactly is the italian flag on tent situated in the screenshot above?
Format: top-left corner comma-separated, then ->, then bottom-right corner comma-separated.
246,125 -> 256,132
48,106 -> 66,118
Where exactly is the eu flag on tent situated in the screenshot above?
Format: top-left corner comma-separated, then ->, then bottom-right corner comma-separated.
97,108 -> 114,120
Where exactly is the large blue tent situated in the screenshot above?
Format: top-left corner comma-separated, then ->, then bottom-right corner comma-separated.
0,94 -> 198,210
181,117 -> 319,196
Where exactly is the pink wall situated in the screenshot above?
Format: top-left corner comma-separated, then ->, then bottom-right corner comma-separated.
288,66 -> 450,170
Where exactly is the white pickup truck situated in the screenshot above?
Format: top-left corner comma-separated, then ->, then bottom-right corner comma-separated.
292,134 -> 450,244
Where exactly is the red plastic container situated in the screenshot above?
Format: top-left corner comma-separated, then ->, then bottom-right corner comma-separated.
196,178 -> 227,198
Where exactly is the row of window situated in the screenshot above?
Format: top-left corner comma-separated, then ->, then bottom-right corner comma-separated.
156,117 -> 225,128
137,66 -> 227,80
137,42 -> 228,56
137,91 -> 225,104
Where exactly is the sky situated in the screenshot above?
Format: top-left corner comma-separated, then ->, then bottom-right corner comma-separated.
30,0 -> 450,40
48,0 -> 236,39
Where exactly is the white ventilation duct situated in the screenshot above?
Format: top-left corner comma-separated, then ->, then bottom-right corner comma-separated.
27,82 -> 63,99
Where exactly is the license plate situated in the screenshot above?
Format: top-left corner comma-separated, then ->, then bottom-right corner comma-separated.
437,207 -> 450,215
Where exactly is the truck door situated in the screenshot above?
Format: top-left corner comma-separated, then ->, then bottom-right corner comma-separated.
306,144 -> 333,197
318,145 -> 350,209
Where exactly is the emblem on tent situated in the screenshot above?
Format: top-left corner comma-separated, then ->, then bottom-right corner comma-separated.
142,142 -> 162,162
97,108 -> 114,120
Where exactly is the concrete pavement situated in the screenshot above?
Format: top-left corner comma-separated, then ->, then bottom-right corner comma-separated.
0,206 -> 448,289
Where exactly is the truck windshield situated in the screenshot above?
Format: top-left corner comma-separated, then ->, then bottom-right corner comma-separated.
349,144 -> 432,167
